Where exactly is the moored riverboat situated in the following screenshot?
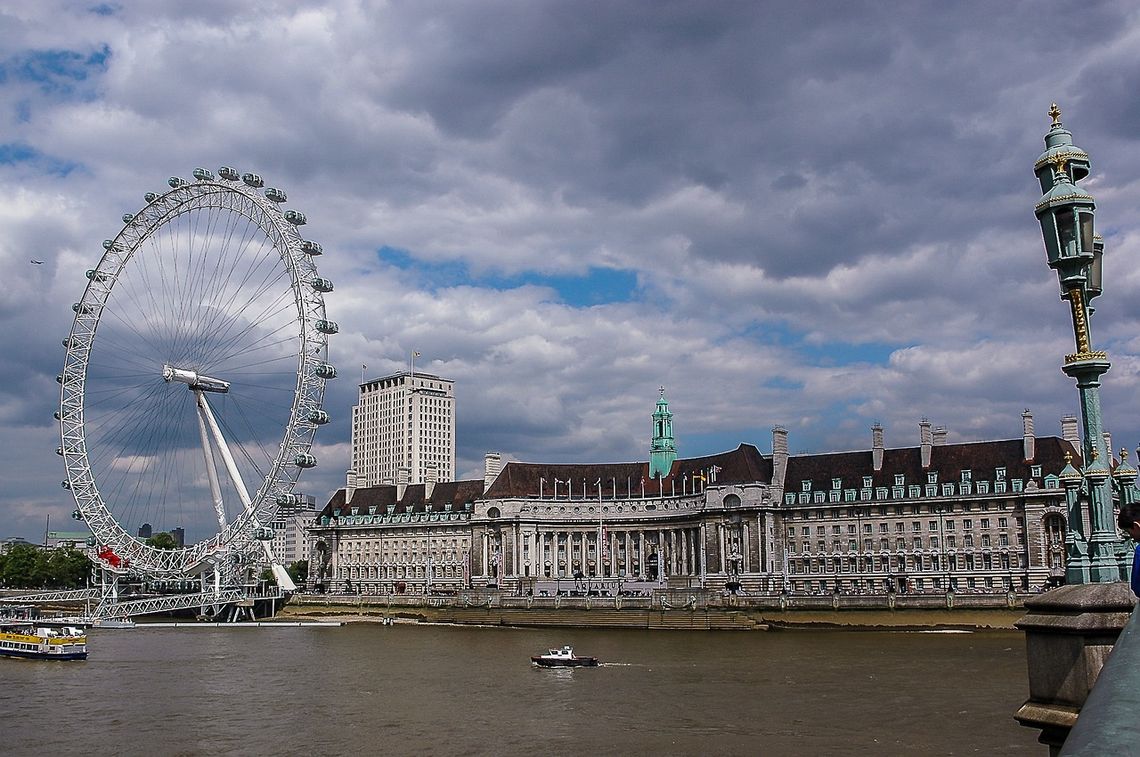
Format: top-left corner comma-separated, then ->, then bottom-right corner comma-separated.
531,645 -> 599,667
0,620 -> 88,661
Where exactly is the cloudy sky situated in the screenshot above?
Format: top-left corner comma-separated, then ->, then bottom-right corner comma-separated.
4,0 -> 1140,542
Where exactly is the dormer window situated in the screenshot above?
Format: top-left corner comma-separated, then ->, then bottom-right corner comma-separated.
1030,465 -> 1042,478
961,470 -> 972,482
927,472 -> 938,484
862,476 -> 873,488
802,480 -> 812,492
995,467 -> 1006,481
894,474 -> 905,486
832,477 -> 842,490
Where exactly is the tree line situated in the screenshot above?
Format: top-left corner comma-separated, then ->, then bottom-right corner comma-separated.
0,544 -> 91,589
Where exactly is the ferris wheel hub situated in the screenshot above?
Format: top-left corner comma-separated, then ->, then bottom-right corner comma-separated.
162,365 -> 230,393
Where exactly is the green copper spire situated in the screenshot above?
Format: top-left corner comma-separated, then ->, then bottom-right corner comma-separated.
649,386 -> 676,479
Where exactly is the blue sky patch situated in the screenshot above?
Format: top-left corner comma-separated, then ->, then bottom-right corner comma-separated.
0,143 -> 81,176
741,321 -> 900,366
4,45 -> 111,96
378,245 -> 639,306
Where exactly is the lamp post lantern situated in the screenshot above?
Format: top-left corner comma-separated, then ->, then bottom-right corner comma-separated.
1033,104 -> 1127,584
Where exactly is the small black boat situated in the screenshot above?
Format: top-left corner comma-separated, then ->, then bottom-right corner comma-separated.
531,645 -> 599,667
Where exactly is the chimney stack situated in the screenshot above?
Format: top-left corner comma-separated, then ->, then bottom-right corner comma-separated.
872,423 -> 884,472
1060,415 -> 1080,447
425,464 -> 438,499
1022,409 -> 1035,462
771,426 -> 789,493
345,468 -> 358,504
484,452 -> 503,492
397,466 -> 410,501
919,419 -> 933,469
932,426 -> 948,446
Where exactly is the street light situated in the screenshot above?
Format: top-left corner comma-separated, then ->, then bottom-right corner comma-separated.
1032,104 -> 1128,584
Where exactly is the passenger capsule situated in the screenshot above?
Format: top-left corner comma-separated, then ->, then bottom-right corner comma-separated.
315,320 -> 338,335
254,526 -> 274,540
56,447 -> 64,456
71,508 -> 83,519
53,410 -> 63,420
85,535 -> 97,547
264,187 -> 287,203
102,240 -> 118,250
311,277 -> 333,293
315,363 -> 337,379
218,166 -> 240,181
86,269 -> 109,281
121,213 -> 134,223
168,176 -> 187,188
283,209 -> 306,225
294,453 -> 317,468
192,167 -> 215,181
61,480 -> 72,490
72,302 -> 94,314
144,192 -> 158,203
56,374 -> 63,384
276,493 -> 302,507
307,409 -> 330,425
301,240 -> 323,255
242,172 -> 264,188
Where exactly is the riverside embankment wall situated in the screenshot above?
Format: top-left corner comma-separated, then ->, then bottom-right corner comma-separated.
284,592 -> 1028,630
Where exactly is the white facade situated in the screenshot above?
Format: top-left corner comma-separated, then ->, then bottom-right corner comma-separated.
352,371 -> 456,486
271,495 -> 318,567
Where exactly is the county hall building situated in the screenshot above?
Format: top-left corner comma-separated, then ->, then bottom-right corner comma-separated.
310,390 -> 1092,596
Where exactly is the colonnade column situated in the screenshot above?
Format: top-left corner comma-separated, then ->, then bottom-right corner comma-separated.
638,531 -> 646,577
481,532 -> 489,577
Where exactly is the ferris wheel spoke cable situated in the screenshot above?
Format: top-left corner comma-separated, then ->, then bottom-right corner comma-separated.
204,311 -> 297,374
189,253 -> 286,368
198,255 -> 293,364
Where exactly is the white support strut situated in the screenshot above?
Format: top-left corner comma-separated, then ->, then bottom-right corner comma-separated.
194,391 -> 229,531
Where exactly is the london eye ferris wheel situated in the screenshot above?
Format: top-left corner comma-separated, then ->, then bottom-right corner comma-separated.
58,167 -> 337,588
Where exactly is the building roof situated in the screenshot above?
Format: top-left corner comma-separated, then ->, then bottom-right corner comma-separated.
783,436 -> 1079,491
483,443 -> 771,498
320,479 -> 484,518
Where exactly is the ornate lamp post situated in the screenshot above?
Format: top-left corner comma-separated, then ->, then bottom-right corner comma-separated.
1032,104 -> 1126,584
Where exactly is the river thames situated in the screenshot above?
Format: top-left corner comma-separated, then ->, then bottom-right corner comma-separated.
2,623 -> 1038,756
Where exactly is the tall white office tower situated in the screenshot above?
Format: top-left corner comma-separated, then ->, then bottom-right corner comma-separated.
352,371 -> 456,486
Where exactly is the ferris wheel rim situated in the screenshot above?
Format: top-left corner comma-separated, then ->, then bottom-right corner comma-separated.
58,171 -> 331,577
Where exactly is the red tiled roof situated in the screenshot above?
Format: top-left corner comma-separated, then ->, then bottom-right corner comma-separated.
319,479 -> 484,518
783,436 -> 1079,491
483,444 -> 771,498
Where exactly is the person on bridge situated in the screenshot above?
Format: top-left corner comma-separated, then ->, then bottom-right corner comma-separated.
1117,503 -> 1140,597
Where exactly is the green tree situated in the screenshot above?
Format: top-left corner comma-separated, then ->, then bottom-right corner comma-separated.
287,560 -> 309,584
146,532 -> 177,550
46,547 -> 92,588
0,544 -> 42,588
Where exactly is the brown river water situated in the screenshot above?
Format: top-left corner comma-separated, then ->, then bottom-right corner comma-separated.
1,623 -> 1039,756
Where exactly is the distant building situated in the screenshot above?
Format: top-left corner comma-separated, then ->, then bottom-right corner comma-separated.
137,523 -> 152,539
170,527 -> 185,548
315,396 -> 1088,597
271,494 -> 318,568
1,537 -> 34,554
45,530 -> 91,549
351,371 -> 455,487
